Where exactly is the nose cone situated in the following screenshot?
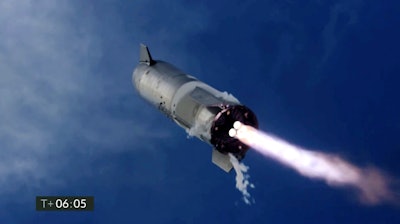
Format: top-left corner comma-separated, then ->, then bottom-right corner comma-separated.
133,44 -> 154,92
132,63 -> 148,92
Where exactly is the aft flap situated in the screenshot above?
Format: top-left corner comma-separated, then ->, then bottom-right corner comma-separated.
212,149 -> 233,172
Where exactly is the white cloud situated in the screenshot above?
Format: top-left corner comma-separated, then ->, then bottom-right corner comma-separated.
310,0 -> 363,85
0,0 -> 167,195
0,0 -> 212,198
0,0 -> 103,193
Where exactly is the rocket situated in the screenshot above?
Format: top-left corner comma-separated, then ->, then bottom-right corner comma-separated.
132,44 -> 258,172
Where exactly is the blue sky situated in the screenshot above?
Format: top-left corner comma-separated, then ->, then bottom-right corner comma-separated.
1,0 -> 399,223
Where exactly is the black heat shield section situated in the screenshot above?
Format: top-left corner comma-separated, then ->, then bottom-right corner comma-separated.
210,105 -> 258,160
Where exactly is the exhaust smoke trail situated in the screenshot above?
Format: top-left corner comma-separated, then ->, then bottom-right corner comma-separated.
229,153 -> 255,205
230,122 -> 397,205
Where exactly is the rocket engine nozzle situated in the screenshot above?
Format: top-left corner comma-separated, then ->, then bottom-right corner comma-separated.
210,105 -> 258,160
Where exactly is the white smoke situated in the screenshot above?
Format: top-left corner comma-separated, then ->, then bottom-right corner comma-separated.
229,153 -> 255,205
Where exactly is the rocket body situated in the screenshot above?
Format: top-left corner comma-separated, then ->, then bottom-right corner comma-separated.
132,44 -> 258,172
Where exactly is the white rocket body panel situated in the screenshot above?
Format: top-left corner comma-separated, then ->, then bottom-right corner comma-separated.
133,62 -> 196,115
133,60 -> 239,144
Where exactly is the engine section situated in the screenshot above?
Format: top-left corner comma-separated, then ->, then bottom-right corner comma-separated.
210,105 -> 258,160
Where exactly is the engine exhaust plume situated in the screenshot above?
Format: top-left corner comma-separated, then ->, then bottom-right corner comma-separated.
230,122 -> 398,205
